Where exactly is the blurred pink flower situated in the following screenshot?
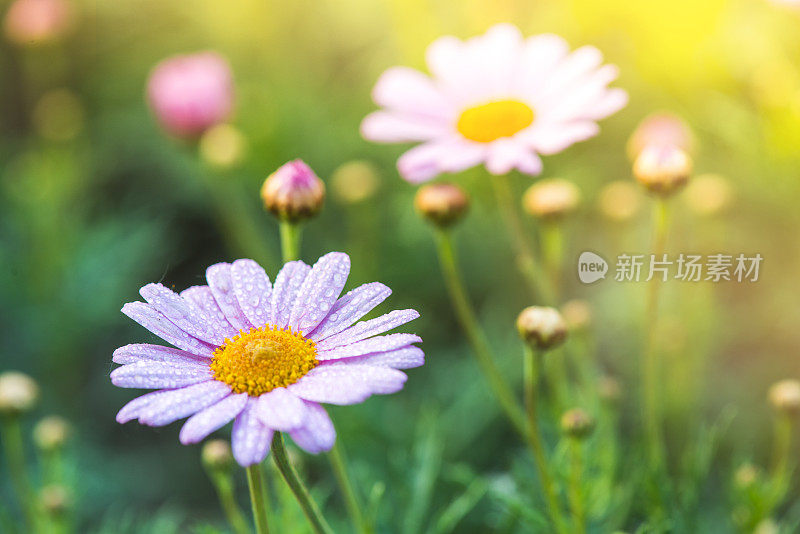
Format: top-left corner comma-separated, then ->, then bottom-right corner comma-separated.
627,112 -> 693,160
3,0 -> 72,45
147,52 -> 234,139
361,24 -> 627,183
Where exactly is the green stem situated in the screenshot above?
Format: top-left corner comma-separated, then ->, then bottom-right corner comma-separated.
491,175 -> 554,304
329,442 -> 370,534
523,347 -> 568,534
271,432 -> 334,534
568,439 -> 586,534
540,222 -> 564,299
279,221 -> 302,262
642,199 -> 670,472
0,416 -> 36,530
768,415 -> 793,509
433,228 -> 528,438
208,469 -> 251,534
246,464 -> 270,534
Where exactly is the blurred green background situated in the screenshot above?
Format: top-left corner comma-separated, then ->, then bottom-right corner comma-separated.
3,0 -> 800,531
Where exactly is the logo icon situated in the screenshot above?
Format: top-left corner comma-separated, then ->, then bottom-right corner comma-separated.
578,251 -> 608,284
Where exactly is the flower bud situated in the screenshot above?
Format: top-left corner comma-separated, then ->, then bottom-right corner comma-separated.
331,160 -> 380,205
33,416 -> 70,452
598,180 -> 642,222
202,439 -> 234,471
560,408 -> 595,439
199,124 -> 246,169
3,0 -> 72,46
261,159 -> 325,223
733,463 -> 760,490
754,519 -> 779,534
633,144 -> 692,196
0,371 -> 39,416
597,375 -> 623,405
414,183 -> 469,228
516,306 -> 567,351
627,112 -> 693,161
522,178 -> 580,220
684,173 -> 733,216
147,52 -> 234,139
768,379 -> 800,416
39,484 -> 70,517
561,300 -> 591,331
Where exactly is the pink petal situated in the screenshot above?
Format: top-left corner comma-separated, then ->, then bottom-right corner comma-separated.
117,391 -> 161,423
523,121 -> 600,155
140,283 -> 224,345
465,23 -> 524,100
288,253 -> 350,335
361,111 -> 449,143
288,401 -> 336,454
121,302 -> 214,356
231,259 -> 273,328
580,88 -> 628,120
535,45 -> 604,103
254,387 -> 308,432
271,261 -> 311,329
316,309 -> 420,350
337,346 -> 425,370
485,138 -> 543,176
110,360 -> 212,389
179,393 -> 248,444
136,380 -> 232,427
112,344 -> 208,365
290,364 -> 407,405
206,263 -> 252,331
515,34 -> 570,97
317,333 -> 421,361
396,137 -> 488,183
232,399 -> 274,466
371,66 -> 453,119
308,282 -> 392,342
180,285 -> 239,339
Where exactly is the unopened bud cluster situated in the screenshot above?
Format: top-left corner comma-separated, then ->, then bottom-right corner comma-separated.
522,178 -> 580,220
769,379 -> 800,416
561,408 -> 595,439
414,183 -> 469,227
633,144 -> 692,196
261,160 -> 325,223
516,306 -> 567,351
0,371 -> 39,416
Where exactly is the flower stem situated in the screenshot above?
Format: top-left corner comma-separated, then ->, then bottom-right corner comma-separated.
540,222 -> 564,299
328,441 -> 371,534
246,464 -> 271,534
433,228 -> 528,438
567,438 -> 586,534
491,175 -> 554,304
523,346 -> 568,534
276,214 -> 366,534
642,198 -> 670,472
768,415 -> 793,508
0,416 -> 36,531
279,221 -> 302,262
271,432 -> 334,534
210,469 -> 252,534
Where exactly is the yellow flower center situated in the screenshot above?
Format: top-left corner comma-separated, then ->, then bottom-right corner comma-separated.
210,325 -> 319,397
456,99 -> 535,143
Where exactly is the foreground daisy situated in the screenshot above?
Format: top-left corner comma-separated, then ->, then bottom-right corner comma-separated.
361,23 -> 627,183
111,252 -> 422,466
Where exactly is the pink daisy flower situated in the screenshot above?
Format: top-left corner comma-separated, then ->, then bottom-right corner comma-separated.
111,252 -> 422,467
361,23 -> 628,183
146,51 -> 234,139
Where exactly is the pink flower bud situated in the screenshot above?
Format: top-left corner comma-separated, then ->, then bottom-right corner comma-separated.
146,52 -> 234,139
261,160 -> 326,222
3,0 -> 72,45
627,112 -> 693,161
